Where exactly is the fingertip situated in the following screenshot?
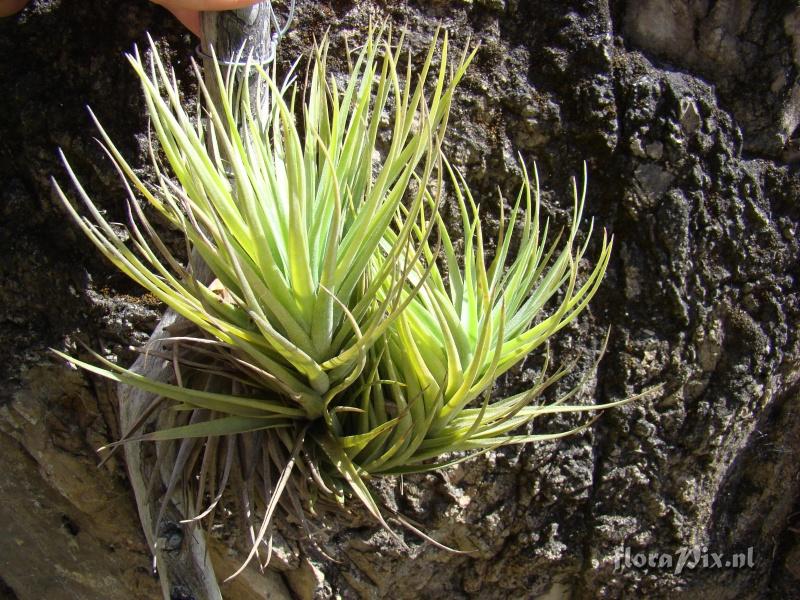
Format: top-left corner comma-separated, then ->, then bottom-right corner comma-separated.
175,9 -> 201,37
160,6 -> 201,37
0,0 -> 29,18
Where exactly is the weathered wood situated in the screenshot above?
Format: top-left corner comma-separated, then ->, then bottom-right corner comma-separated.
201,3 -> 289,127
120,315 -> 224,600
119,5 -> 292,600
201,3 -> 279,65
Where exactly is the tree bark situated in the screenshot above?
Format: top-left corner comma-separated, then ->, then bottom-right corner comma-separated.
3,1 -> 799,598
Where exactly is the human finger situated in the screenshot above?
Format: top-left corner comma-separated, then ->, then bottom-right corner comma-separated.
151,0 -> 259,11
0,0 -> 29,18
158,4 -> 202,36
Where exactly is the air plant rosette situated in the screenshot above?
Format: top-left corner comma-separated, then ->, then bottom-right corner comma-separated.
53,24 -> 647,575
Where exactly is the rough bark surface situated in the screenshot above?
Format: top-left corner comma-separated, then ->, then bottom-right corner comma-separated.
1,1 -> 798,599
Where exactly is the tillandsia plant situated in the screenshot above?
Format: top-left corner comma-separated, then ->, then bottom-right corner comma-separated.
336,158 -> 621,477
54,24 -> 637,575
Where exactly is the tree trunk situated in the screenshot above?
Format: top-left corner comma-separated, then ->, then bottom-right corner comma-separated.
2,1 -> 799,599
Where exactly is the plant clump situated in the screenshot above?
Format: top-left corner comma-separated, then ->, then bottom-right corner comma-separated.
54,25 -> 632,574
